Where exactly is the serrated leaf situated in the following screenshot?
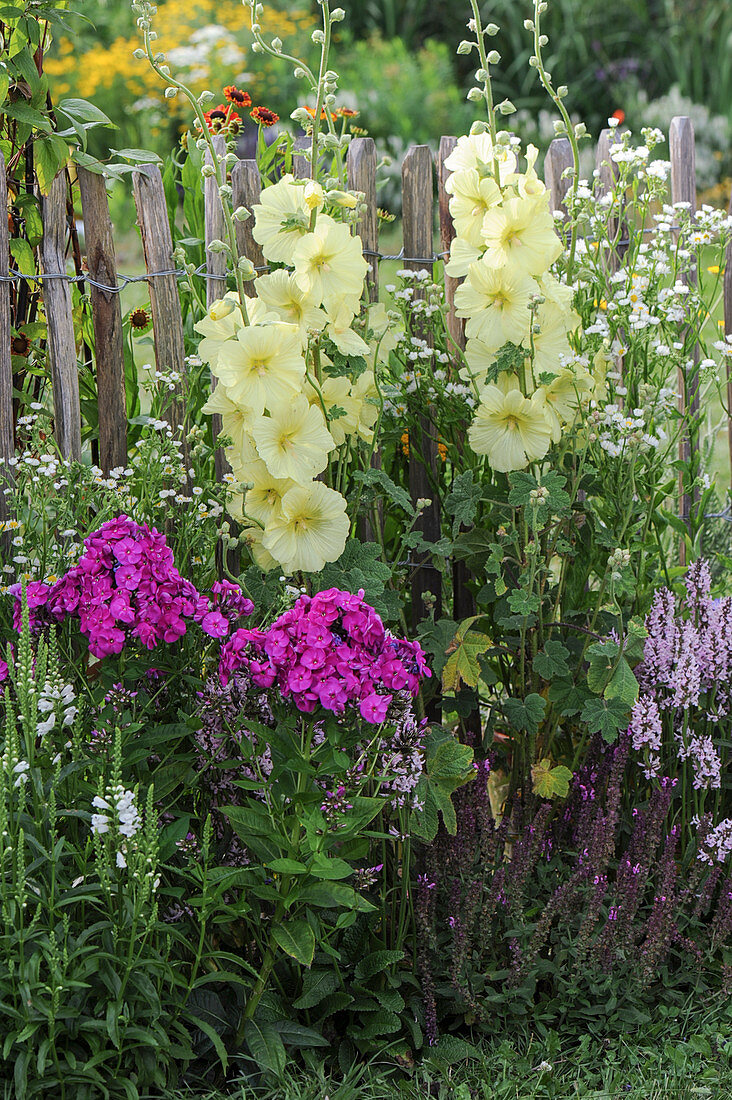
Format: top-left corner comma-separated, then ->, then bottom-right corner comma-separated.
354,949 -> 404,981
352,467 -> 415,516
533,639 -> 570,680
430,737 -> 475,782
445,470 -> 482,535
504,693 -> 546,735
442,617 -> 492,692
548,676 -> 590,716
293,970 -> 339,1010
580,696 -> 630,743
508,471 -> 537,507
243,1020 -> 286,1077
531,758 -> 573,799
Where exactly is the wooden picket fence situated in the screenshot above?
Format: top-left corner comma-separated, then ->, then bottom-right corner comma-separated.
0,116 -> 729,602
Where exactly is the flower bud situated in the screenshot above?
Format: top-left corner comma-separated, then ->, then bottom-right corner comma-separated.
238,257 -> 257,280
331,7 -> 346,20
486,49 -> 501,63
553,120 -> 567,134
467,87 -> 484,103
201,164 -> 215,178
538,34 -> 548,45
233,206 -> 251,222
486,23 -> 500,34
497,99 -> 516,114
524,18 -> 534,29
271,36 -> 282,51
327,189 -> 359,209
303,180 -> 325,211
208,298 -> 236,322
311,29 -> 325,43
456,40 -> 473,54
207,239 -> 228,254
164,87 -> 177,98
133,48 -> 145,59
574,122 -> 587,137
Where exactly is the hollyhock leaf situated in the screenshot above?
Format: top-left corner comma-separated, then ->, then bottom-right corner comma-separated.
504,693 -> 546,735
445,470 -> 482,535
507,471 -> 537,507
430,738 -> 475,784
586,640 -> 621,694
432,782 -> 458,834
533,639 -> 570,680
531,758 -> 573,799
506,588 -> 540,617
293,970 -> 339,1010
352,467 -> 416,516
580,696 -> 629,743
604,657 -> 639,708
272,920 -> 315,967
442,618 -> 493,692
410,781 -> 439,841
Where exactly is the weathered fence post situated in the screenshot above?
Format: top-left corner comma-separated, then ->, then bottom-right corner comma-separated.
347,137 -> 378,302
544,137 -> 573,228
41,170 -> 82,462
0,153 -> 14,523
132,165 -> 187,437
292,135 -> 311,181
670,116 -> 700,551
402,145 -> 443,647
77,168 -> 127,473
231,159 -> 265,295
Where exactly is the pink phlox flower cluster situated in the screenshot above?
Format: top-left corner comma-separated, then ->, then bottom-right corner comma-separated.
218,587 -> 430,723
10,516 -> 253,659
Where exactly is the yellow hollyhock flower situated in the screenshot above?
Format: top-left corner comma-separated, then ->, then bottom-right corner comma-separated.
351,370 -> 379,442
240,523 -> 279,572
445,236 -> 483,279
251,394 -> 335,483
444,132 -> 517,183
455,261 -> 535,349
252,173 -> 310,263
481,194 -> 562,276
505,145 -> 547,199
262,481 -> 350,573
460,336 -> 512,389
292,214 -> 367,311
366,302 -> 402,361
447,169 -> 502,250
539,274 -> 575,313
535,368 -> 592,443
306,375 -> 355,446
201,384 -> 255,456
253,269 -> 327,341
325,294 -> 370,356
195,293 -> 275,369
214,322 -> 305,414
241,466 -> 296,526
469,384 -> 551,471
529,302 -> 580,376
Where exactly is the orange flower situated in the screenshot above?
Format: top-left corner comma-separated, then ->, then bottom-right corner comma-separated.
204,105 -> 242,133
401,430 -> 409,457
129,306 -> 152,332
612,108 -> 625,123
224,85 -> 251,108
250,105 -> 279,127
437,440 -> 447,463
301,105 -> 338,122
336,107 -> 359,119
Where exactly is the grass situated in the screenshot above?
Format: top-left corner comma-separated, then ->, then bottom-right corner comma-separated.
163,998 -> 732,1100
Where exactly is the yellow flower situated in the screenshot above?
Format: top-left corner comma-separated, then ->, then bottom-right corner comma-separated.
306,374 -> 355,446
529,302 -> 580,377
214,322 -> 305,413
262,481 -> 350,572
201,383 -> 255,455
254,269 -> 327,340
241,523 -> 279,572
445,236 -> 483,279
366,302 -> 402,361
303,180 -> 325,211
454,261 -> 535,349
251,395 -> 334,483
235,466 -> 296,526
292,214 -> 367,311
350,370 -> 379,442
535,368 -> 592,443
325,294 -> 370,356
195,293 -> 274,369
461,336 -> 507,388
481,194 -> 562,276
469,384 -> 551,471
447,169 -> 501,250
444,132 -> 517,183
252,174 -> 310,263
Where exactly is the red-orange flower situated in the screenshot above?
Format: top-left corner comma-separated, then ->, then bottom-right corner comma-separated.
612,108 -> 625,123
204,104 -> 242,133
301,105 -> 338,122
336,107 -> 359,119
224,85 -> 251,108
250,105 -> 279,127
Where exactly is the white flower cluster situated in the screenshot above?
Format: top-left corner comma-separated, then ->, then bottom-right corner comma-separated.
37,680 -> 77,738
91,783 -> 142,869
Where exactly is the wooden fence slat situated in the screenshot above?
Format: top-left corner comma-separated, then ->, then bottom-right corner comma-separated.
724,187 -> 732,498
41,170 -> 82,462
347,137 -> 378,302
204,135 -> 227,310
292,135 -> 311,180
437,135 -> 464,353
402,144 -> 443,636
670,115 -> 700,539
595,128 -> 623,275
77,167 -> 127,474
131,164 -> 186,435
231,158 -> 265,296
0,153 -> 14,522
544,137 -> 573,232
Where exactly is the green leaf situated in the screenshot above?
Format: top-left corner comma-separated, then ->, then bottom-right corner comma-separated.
354,949 -> 404,981
293,970 -> 339,1010
9,238 -> 34,278
267,858 -> 308,875
296,882 -> 375,911
507,588 -> 540,617
548,676 -> 590,716
504,693 -> 546,735
34,134 -> 69,194
531,758 -> 573,799
445,470 -> 481,535
604,657 -> 639,708
533,640 -> 570,680
430,737 -> 475,783
442,617 -> 492,692
243,1019 -> 286,1077
272,920 -> 315,967
3,99 -> 52,130
57,97 -> 114,127
580,696 -> 630,743
352,467 -> 415,516
310,853 -> 353,880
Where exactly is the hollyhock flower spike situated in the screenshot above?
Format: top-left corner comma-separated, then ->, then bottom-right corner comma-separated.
218,587 -> 430,723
